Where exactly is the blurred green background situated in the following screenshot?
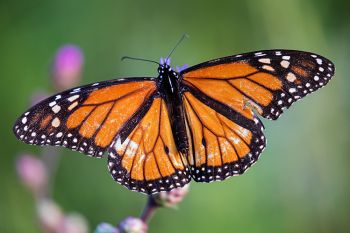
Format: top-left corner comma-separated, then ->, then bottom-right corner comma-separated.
1,0 -> 349,232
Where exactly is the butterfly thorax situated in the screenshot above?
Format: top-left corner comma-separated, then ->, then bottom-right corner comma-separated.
157,64 -> 189,157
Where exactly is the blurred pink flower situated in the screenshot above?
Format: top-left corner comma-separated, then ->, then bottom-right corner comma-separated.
37,199 -> 64,232
95,223 -> 119,233
30,90 -> 50,107
118,217 -> 147,233
62,213 -> 89,233
152,184 -> 190,208
52,44 -> 84,91
16,154 -> 48,195
37,199 -> 89,233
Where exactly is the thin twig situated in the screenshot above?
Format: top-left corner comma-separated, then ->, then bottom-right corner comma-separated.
41,147 -> 61,198
140,196 -> 159,223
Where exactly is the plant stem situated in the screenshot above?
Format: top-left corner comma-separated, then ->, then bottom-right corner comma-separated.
140,197 -> 159,223
41,147 -> 60,198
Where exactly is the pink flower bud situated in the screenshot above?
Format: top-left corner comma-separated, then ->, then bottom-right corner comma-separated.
151,184 -> 190,208
95,223 -> 119,233
62,213 -> 89,233
16,154 -> 47,195
118,217 -> 147,233
52,45 -> 84,91
37,199 -> 64,232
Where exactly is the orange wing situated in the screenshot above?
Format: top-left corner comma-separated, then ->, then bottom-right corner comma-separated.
108,97 -> 190,194
182,91 -> 265,182
181,50 -> 335,120
13,78 -> 157,157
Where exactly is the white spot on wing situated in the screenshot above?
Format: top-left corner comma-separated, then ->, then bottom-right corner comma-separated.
51,117 -> 60,127
280,60 -> 290,68
68,95 -> 79,102
286,72 -> 297,82
125,140 -> 139,157
258,58 -> 271,64
289,88 -> 297,93
49,101 -> 56,107
68,101 -> 78,111
71,88 -> 81,94
52,105 -> 61,113
255,52 -> 266,57
262,65 -> 275,72
114,136 -> 122,151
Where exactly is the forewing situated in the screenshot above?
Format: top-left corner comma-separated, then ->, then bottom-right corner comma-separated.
181,50 -> 335,120
13,78 -> 157,157
108,97 -> 190,194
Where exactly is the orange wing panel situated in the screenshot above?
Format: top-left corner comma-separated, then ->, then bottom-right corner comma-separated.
183,63 -> 257,79
185,92 -> 225,137
121,128 -> 143,173
79,102 -> 113,138
183,92 -> 265,182
247,72 -> 282,90
183,96 -> 206,167
291,66 -> 309,78
84,81 -> 156,104
94,89 -> 152,147
218,137 -> 238,163
229,79 -> 273,107
144,152 -> 161,181
154,139 -> 176,177
67,106 -> 95,129
108,97 -> 190,194
203,128 -> 222,167
184,78 -> 254,120
218,115 -> 252,144
159,100 -> 185,170
130,143 -> 146,180
140,98 -> 161,153
40,115 -> 53,129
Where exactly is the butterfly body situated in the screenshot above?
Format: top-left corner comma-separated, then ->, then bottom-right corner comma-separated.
14,49 -> 335,194
156,63 -> 190,158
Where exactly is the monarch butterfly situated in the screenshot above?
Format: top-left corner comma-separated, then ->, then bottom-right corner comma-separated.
13,45 -> 335,194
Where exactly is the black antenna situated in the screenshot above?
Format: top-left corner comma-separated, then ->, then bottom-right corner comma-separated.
165,34 -> 189,64
121,56 -> 160,65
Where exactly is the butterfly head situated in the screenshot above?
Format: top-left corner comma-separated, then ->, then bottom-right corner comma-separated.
158,57 -> 173,75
